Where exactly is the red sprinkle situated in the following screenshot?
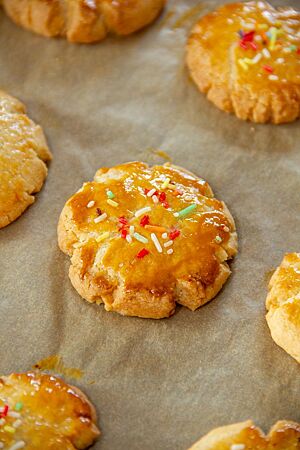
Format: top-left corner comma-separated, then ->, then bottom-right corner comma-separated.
0,405 -> 8,418
136,248 -> 150,259
169,229 -> 180,240
262,64 -> 274,73
144,188 -> 150,195
96,208 -> 102,216
239,40 -> 248,50
162,201 -> 169,209
140,215 -> 150,227
121,229 -> 128,239
297,48 -> 300,55
159,192 -> 166,202
242,31 -> 255,42
118,216 -> 128,226
249,41 -> 258,51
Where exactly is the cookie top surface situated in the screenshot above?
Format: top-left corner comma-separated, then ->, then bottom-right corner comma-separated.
187,1 -> 300,123
58,162 -> 237,318
0,91 -> 51,229
188,419 -> 300,449
0,371 -> 100,449
266,252 -> 300,363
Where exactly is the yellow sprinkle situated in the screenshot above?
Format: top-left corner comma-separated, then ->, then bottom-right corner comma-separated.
4,425 -> 15,434
167,183 -> 176,190
96,232 -> 110,243
107,199 -> 119,207
269,27 -> 277,51
238,58 -> 248,71
161,178 -> 170,189
258,23 -> 268,30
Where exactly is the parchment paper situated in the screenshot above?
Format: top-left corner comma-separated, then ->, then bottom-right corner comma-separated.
0,1 -> 299,449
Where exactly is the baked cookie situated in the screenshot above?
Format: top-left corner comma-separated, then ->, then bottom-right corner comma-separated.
1,0 -> 166,44
188,419 -> 300,449
186,1 -> 300,124
266,253 -> 300,364
0,90 -> 51,229
0,371 -> 100,449
58,161 -> 238,319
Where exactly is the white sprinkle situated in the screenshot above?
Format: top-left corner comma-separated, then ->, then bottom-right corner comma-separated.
242,22 -> 255,30
254,34 -> 262,42
133,232 -> 148,244
151,233 -> 162,253
223,226 -> 230,232
276,57 -> 284,64
0,419 -> 5,426
147,188 -> 156,197
87,200 -> 95,208
8,412 -> 21,418
94,212 -> 107,223
164,240 -> 173,248
230,445 -> 245,450
269,74 -> 278,81
173,212 -> 179,217
135,206 -> 151,218
283,47 -> 292,53
0,443 -> 3,449
152,195 -> 159,204
13,419 -> 22,428
162,232 -> 168,240
126,234 -> 132,244
227,18 -> 234,24
167,249 -> 173,255
262,48 -> 271,59
107,199 -> 118,207
129,225 -> 135,235
252,53 -> 262,64
8,442 -> 26,450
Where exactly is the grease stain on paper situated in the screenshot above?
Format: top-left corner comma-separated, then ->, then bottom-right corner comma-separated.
172,3 -> 206,29
33,355 -> 83,380
264,269 -> 275,284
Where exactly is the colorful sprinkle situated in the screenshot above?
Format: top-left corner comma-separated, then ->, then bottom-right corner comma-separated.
215,236 -> 222,243
118,216 -> 128,226
135,206 -> 151,218
8,412 -> 21,419
262,48 -> 271,58
129,225 -> 135,235
150,233 -> 162,253
12,419 -> 22,428
169,229 -> 181,240
0,405 -> 8,418
136,248 -> 150,259
167,249 -> 174,255
238,58 -> 248,70
161,178 -> 170,189
164,240 -> 173,248
8,443 -> 26,450
106,190 -> 115,199
140,215 -> 150,227
3,425 -> 15,433
152,195 -> 159,204
145,225 -> 167,234
126,235 -> 132,244
147,188 -> 157,197
269,74 -> 278,81
107,199 -> 119,207
174,204 -> 197,218
162,233 -> 168,239
262,64 -> 274,73
290,44 -> 297,52
133,232 -> 148,244
87,200 -> 95,208
96,232 -> 110,243
94,212 -> 107,223
121,229 -> 128,239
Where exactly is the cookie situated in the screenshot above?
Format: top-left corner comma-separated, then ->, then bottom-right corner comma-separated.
186,1 -> 300,124
58,162 -> 238,319
0,90 -> 52,229
0,371 -> 100,449
1,0 -> 165,44
188,419 -> 300,449
266,252 -> 300,364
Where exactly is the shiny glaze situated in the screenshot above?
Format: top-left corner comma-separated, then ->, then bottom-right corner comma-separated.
193,1 -> 300,89
68,162 -> 234,291
0,372 -> 99,449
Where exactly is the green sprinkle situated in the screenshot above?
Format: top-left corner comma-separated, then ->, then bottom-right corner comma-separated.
174,204 -> 197,218
133,232 -> 148,244
4,425 -> 15,433
106,190 -> 115,199
15,402 -> 23,411
290,44 -> 297,52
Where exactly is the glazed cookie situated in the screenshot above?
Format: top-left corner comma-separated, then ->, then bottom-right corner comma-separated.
188,419 -> 300,449
1,0 -> 166,44
186,1 -> 300,124
0,371 -> 100,449
266,253 -> 300,364
58,162 -> 238,319
0,90 -> 51,229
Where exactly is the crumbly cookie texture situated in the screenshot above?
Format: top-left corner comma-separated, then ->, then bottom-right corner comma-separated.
1,0 -> 165,44
0,90 -> 51,229
58,161 -> 238,319
266,252 -> 300,364
186,1 -> 300,124
188,420 -> 300,449
0,371 -> 100,449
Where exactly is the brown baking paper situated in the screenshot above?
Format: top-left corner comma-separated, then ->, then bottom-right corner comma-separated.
0,1 -> 299,448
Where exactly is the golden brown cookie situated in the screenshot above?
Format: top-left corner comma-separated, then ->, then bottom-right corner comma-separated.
1,0 -> 166,44
266,252 -> 300,364
0,371 -> 100,449
58,161 -> 238,319
188,419 -> 300,449
0,90 -> 51,229
186,1 -> 300,124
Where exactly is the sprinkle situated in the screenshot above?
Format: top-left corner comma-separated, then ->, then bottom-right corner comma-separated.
106,190 -> 115,199
107,199 -> 119,207
118,216 -> 128,226
254,34 -> 262,42
96,208 -> 102,216
133,232 -> 148,244
167,183 -> 176,190
262,64 -> 274,73
14,403 -> 23,412
269,74 -> 278,81
0,405 -> 8,417
174,204 -> 197,218
96,232 -> 110,243
164,240 -> 173,248
145,225 -> 167,234
152,195 -> 159,204
297,48 -> 300,55
0,443 -> 3,449
121,228 -> 128,239
262,48 -> 271,58
238,58 -> 248,70
215,236 -> 222,243
169,229 -> 181,240
159,192 -> 166,203
171,189 -> 182,197
8,412 -> 21,418
161,178 -> 170,189
94,212 -> 107,223
13,419 -> 22,428
87,200 -> 95,208
276,57 -> 284,64
150,233 -> 162,253
126,235 -> 132,244
251,53 -> 262,63
8,443 -> 26,450
0,419 -> 5,426
135,206 -> 151,218
223,226 -> 230,232
4,425 -> 15,433
268,27 -> 278,50
140,215 -> 150,227
162,233 -> 168,239
258,23 -> 268,30
167,249 -> 174,255
136,248 -> 150,259
147,188 -> 157,197
129,225 -> 135,235
230,445 -> 245,450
